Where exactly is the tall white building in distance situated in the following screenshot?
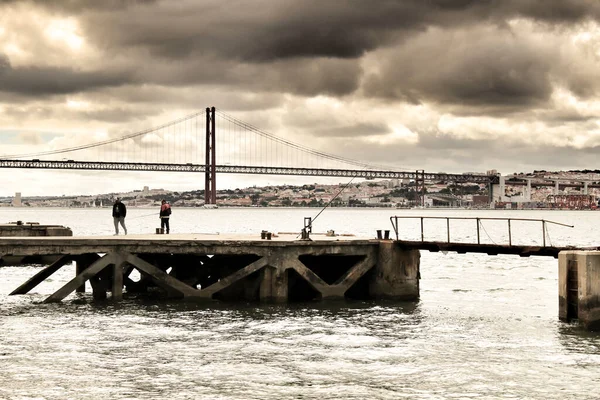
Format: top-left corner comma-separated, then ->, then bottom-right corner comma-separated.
12,192 -> 22,207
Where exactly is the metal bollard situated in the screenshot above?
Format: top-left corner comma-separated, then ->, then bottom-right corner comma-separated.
384,230 -> 390,240
261,230 -> 266,239
266,232 -> 272,240
376,230 -> 382,239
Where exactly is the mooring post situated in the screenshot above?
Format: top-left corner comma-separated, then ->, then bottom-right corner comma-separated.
558,251 -> 600,330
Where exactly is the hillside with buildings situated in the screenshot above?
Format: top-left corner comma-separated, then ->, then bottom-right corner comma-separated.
1,171 -> 599,210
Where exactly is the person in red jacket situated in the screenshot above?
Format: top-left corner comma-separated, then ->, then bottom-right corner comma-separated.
159,200 -> 171,234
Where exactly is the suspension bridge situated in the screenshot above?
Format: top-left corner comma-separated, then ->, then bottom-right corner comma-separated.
0,107 -> 496,205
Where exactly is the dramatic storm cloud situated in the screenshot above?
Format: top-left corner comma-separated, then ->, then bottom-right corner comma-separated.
1,0 -> 600,195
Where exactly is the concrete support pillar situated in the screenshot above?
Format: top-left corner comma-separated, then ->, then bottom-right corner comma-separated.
90,277 -> 107,301
491,176 -> 506,203
584,181 -> 589,195
112,263 -> 124,301
559,251 -> 600,330
75,262 -> 86,293
555,181 -> 560,195
260,266 -> 288,302
74,253 -> 100,293
526,179 -> 532,201
369,242 -> 420,300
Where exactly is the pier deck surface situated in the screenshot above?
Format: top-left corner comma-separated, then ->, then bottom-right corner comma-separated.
0,233 -> 376,257
0,233 -> 367,242
0,233 -> 591,258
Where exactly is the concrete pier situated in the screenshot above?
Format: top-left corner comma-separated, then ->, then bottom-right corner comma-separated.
370,241 -> 420,299
559,251 -> 600,330
0,222 -> 72,266
3,234 -> 420,304
6,234 -> 598,331
0,222 -> 72,237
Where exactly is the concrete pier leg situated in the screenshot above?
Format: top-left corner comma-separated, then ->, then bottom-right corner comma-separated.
90,277 -> 107,301
124,253 -> 202,298
260,267 -> 288,302
10,255 -> 72,295
559,251 -> 600,330
112,263 -> 124,301
44,254 -> 114,303
74,254 -> 101,293
75,262 -> 85,293
369,242 -> 420,300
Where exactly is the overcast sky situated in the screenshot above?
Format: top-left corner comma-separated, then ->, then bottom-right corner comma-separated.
1,0 -> 600,197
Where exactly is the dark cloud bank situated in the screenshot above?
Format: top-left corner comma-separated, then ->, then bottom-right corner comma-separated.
1,0 -> 599,174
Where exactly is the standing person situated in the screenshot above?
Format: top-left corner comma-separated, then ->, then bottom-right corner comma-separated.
112,198 -> 127,235
160,200 -> 171,234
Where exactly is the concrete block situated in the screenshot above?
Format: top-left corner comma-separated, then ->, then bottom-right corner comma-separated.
370,241 -> 420,300
559,251 -> 600,330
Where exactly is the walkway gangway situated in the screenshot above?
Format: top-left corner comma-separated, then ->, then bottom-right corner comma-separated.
389,216 -> 579,258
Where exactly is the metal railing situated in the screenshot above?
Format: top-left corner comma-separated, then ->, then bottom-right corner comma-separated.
389,216 -> 574,247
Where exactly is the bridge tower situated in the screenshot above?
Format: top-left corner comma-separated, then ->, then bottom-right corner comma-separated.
415,170 -> 425,207
205,107 -> 216,205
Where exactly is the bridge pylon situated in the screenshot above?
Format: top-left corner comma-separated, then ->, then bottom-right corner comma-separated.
205,106 -> 216,205
415,170 -> 425,207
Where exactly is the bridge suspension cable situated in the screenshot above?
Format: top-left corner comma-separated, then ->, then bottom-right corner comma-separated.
216,110 -> 406,172
0,110 -> 206,160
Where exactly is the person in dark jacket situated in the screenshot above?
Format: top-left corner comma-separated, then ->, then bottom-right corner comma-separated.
159,199 -> 171,234
112,198 -> 127,235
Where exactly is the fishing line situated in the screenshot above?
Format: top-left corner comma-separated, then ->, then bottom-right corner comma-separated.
128,212 -> 159,220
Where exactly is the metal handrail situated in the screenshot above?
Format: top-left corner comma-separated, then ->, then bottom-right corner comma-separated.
389,216 -> 574,247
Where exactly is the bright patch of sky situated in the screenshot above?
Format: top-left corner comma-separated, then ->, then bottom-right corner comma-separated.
0,130 -> 61,145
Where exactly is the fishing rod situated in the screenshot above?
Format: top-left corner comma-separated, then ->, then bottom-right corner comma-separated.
299,177 -> 355,239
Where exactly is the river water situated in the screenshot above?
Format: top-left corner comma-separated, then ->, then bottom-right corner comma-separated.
0,207 -> 599,399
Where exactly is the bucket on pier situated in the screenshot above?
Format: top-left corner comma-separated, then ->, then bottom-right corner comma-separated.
156,228 -> 165,234
260,231 -> 272,240
376,230 -> 391,240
